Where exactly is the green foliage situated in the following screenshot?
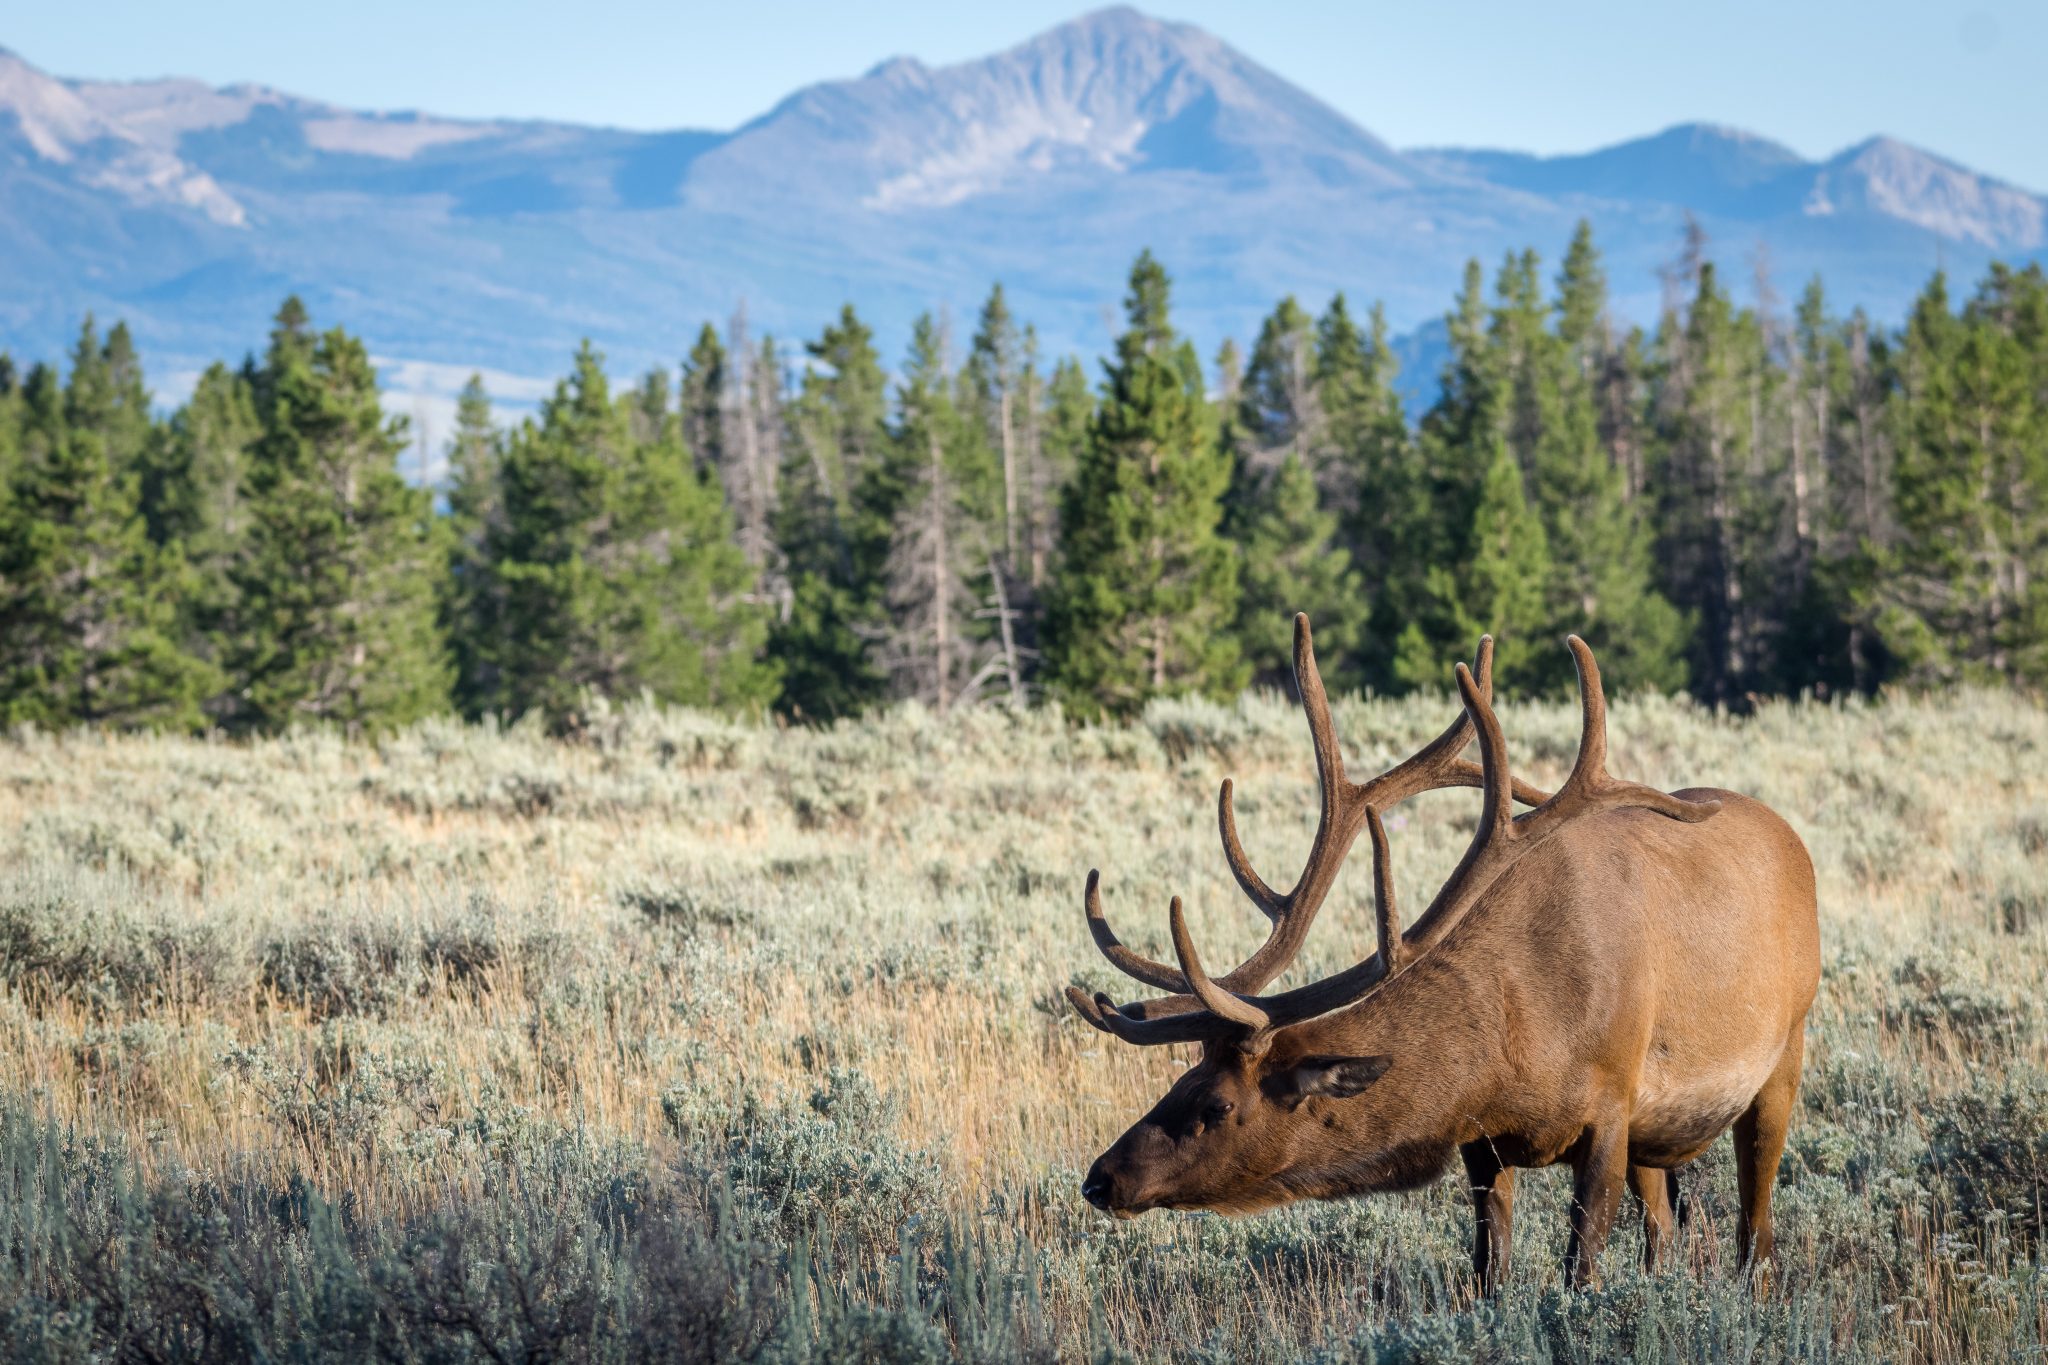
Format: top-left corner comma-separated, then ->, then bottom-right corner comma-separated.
443,373 -> 502,714
879,314 -> 1007,709
1875,265 -> 2048,687
5,242 -> 2048,729
1391,441 -> 1539,690
231,300 -> 451,733
1045,252 -> 1246,715
0,690 -> 2045,1360
469,343 -> 775,727
1232,454 -> 1365,692
0,324 -> 211,729
772,306 -> 894,720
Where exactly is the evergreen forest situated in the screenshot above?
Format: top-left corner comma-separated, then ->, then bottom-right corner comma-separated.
3,222 -> 2044,733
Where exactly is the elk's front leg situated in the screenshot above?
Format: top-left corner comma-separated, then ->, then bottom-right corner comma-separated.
1460,1142 -> 1516,1294
1563,1125 -> 1627,1287
1628,1163 -> 1679,1273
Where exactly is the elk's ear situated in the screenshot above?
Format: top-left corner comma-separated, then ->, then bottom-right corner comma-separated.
1276,1055 -> 1392,1107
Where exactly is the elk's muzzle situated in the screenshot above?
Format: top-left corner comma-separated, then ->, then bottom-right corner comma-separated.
1081,1125 -> 1169,1217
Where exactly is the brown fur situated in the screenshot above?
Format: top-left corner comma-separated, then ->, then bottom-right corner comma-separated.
1068,619 -> 1821,1289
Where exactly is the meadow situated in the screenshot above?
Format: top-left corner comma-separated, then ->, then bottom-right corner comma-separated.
0,684 -> 2043,1362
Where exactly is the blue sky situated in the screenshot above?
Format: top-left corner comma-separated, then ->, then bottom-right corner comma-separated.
10,1 -> 2044,190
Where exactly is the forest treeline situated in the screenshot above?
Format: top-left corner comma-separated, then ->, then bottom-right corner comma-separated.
0,222 -> 2043,734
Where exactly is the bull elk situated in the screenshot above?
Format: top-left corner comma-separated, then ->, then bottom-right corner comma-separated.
1066,616 -> 1819,1288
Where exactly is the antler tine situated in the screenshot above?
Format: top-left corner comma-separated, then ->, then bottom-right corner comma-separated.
1062,898 -> 1273,1050
1064,986 -> 1242,1046
1357,636 -> 1551,810
1218,613 -> 1347,922
1168,897 -> 1270,1034
1082,869 -> 1190,992
1458,659 -> 1517,845
1563,636 -> 1609,791
1539,636 -> 1720,827
1081,623 -> 1554,1034
1365,806 -> 1407,975
1208,622 -> 1548,997
1069,621 -> 1588,1051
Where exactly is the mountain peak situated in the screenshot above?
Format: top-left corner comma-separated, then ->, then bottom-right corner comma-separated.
862,55 -> 927,82
694,5 -> 1416,211
1053,6 -> 1179,40
1809,135 -> 2044,247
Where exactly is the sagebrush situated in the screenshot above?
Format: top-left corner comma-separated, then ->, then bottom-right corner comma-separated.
0,686 -> 2042,1361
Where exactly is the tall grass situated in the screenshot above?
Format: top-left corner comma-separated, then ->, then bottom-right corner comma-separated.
0,686 -> 2041,1360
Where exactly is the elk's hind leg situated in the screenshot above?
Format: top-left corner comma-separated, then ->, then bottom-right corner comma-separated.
1627,1164 -> 1679,1273
1460,1142 -> 1516,1294
1734,1028 -> 1805,1275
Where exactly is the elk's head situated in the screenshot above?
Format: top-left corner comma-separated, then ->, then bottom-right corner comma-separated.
1067,616 -> 1720,1219
1076,1014 -> 1400,1218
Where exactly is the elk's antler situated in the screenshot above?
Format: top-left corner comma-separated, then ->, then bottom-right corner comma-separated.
1067,629 -> 1721,1053
1074,615 -> 1545,1003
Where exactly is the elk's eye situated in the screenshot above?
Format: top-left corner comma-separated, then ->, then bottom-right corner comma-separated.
1201,1100 -> 1235,1125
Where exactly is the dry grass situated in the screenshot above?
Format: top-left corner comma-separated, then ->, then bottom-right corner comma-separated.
0,686 -> 2044,1360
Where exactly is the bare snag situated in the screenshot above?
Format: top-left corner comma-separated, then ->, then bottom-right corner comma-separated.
1066,616 -> 1820,1290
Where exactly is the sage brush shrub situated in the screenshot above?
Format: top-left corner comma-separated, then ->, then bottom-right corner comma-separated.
0,890 -> 229,1014
0,694 -> 2041,1360
1923,1076 -> 2048,1243
725,1068 -> 950,1253
0,1104 -> 793,1364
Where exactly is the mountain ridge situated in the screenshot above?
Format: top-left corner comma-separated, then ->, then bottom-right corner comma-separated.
1,6 -> 2041,424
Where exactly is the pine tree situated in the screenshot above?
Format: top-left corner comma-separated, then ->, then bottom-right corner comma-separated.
1775,278 -> 1870,694
681,322 -> 726,476
443,375 -> 503,714
1420,260 -> 1507,552
478,342 -> 773,724
1650,258 -> 1769,704
1393,431 -> 1554,691
771,306 -> 893,719
1319,295 -> 1432,689
965,284 -> 1024,573
64,318 -> 154,480
0,329 -> 209,729
1044,251 -> 1245,715
232,301 -> 450,733
1222,298 -> 1363,691
149,361 -> 260,710
1824,306 -> 1898,690
1031,354 -> 1091,591
627,366 -> 672,450
1875,266 -> 2048,684
1235,296 -> 1326,483
1396,258 -> 1526,688
1232,452 -> 1365,691
716,318 -> 783,580
1529,225 -> 1690,693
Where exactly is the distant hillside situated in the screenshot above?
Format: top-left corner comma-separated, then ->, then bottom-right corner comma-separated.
2,7 -> 2041,414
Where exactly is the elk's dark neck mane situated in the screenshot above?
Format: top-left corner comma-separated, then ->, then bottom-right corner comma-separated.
1283,1137 -> 1456,1201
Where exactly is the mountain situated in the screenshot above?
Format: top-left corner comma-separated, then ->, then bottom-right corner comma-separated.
1,9 -> 2042,424
1414,124 -> 2045,253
